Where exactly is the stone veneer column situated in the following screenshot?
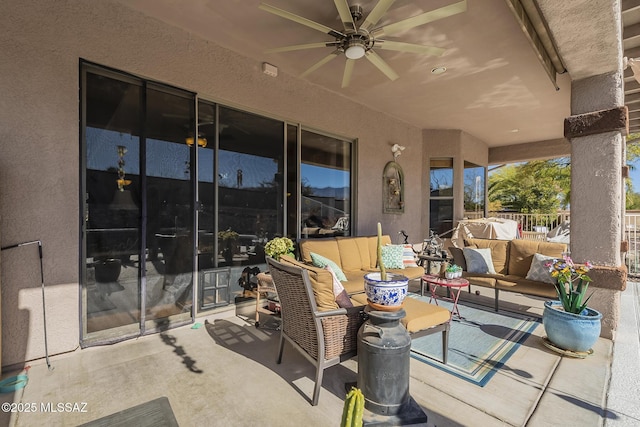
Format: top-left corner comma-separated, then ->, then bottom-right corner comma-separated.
564,71 -> 627,339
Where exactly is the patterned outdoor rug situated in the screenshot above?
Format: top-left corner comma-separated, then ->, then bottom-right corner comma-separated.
408,294 -> 541,387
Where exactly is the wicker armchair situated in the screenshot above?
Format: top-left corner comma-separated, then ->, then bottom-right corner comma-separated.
266,256 -> 366,406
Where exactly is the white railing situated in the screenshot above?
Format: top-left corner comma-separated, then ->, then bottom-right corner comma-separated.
463,211 -> 570,232
626,212 -> 640,275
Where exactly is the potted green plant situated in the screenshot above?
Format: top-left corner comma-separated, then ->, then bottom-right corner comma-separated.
264,236 -> 295,261
542,255 -> 602,354
445,264 -> 462,279
363,223 -> 409,309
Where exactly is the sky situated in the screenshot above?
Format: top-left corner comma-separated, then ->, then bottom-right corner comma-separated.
630,160 -> 640,193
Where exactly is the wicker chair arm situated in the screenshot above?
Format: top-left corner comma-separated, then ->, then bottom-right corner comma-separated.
315,308 -> 349,318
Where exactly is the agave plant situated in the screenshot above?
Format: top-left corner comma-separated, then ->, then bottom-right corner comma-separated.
545,255 -> 593,314
376,222 -> 387,281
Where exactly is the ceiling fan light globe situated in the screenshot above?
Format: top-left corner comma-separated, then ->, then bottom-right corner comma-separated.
345,44 -> 365,59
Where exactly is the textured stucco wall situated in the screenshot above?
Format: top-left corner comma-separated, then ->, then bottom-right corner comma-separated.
0,0 -> 428,365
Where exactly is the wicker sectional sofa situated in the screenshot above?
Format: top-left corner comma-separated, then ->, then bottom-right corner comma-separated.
454,237 -> 568,310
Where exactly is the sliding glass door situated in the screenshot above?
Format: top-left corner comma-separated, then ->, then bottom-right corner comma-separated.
143,85 -> 195,330
82,65 -> 195,344
81,62 -> 356,345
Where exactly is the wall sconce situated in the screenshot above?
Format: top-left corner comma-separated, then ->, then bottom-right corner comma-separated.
186,134 -> 208,148
383,161 -> 404,214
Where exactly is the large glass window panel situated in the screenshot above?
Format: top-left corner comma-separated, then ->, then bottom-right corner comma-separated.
430,199 -> 454,236
286,124 -> 299,240
218,107 -> 284,266
464,161 -> 486,218
197,100 -> 216,271
430,158 -> 453,197
144,85 -> 195,326
430,158 -> 454,235
84,71 -> 142,336
300,130 -> 351,237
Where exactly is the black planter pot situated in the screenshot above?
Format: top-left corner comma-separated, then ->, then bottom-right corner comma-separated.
94,259 -> 122,283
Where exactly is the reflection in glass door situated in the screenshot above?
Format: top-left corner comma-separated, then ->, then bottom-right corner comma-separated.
300,130 -> 351,238
143,85 -> 195,331
82,64 -> 195,344
84,70 -> 142,340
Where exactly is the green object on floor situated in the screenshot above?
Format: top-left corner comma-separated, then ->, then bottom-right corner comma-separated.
191,323 -> 203,329
0,375 -> 28,393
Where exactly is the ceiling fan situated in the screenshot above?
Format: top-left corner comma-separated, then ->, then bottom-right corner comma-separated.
259,0 -> 467,88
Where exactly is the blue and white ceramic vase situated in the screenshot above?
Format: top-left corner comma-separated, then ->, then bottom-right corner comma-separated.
543,300 -> 602,353
364,272 -> 409,309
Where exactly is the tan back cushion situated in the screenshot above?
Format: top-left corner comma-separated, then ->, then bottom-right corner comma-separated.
336,237 -> 371,272
279,256 -> 339,311
508,239 -> 567,277
298,238 -> 342,269
366,235 -> 392,269
464,238 -> 510,274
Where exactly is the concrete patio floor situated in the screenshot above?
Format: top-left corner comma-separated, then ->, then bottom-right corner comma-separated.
1,282 -> 638,426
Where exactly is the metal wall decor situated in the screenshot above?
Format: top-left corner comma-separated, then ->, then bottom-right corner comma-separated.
383,161 -> 404,213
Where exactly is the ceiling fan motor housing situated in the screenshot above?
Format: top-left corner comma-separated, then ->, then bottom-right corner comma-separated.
349,5 -> 363,21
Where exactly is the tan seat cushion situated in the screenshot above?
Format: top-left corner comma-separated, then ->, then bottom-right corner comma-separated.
350,294 -> 450,333
279,256 -> 339,311
462,273 -> 500,288
496,276 -> 558,299
401,297 -> 452,333
336,237 -> 371,272
508,239 -> 567,277
299,239 -> 342,269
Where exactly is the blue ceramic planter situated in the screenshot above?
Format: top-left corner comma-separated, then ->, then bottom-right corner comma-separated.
543,300 -> 602,352
364,272 -> 409,307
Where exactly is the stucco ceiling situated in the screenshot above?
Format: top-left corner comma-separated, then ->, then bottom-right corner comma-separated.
116,0 -> 622,148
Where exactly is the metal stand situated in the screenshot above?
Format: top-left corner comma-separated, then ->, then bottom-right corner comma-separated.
1,240 -> 53,370
358,307 -> 427,425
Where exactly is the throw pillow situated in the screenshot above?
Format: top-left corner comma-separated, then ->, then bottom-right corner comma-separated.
325,265 -> 353,308
310,252 -> 347,281
381,244 -> 405,269
463,247 -> 496,274
448,246 -> 467,270
526,253 -> 557,284
402,244 -> 419,268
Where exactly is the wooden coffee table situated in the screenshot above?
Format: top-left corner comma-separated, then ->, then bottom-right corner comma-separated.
420,274 -> 469,318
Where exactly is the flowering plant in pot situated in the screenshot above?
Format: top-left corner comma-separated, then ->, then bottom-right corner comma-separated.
264,236 -> 295,261
363,223 -> 409,310
542,255 -> 602,354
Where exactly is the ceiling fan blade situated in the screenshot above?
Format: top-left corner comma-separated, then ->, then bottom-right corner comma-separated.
300,51 -> 341,78
266,42 -> 337,54
375,40 -> 445,56
342,59 -> 356,88
334,0 -> 356,32
259,3 -> 345,38
372,0 -> 467,37
365,50 -> 399,81
360,0 -> 396,32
